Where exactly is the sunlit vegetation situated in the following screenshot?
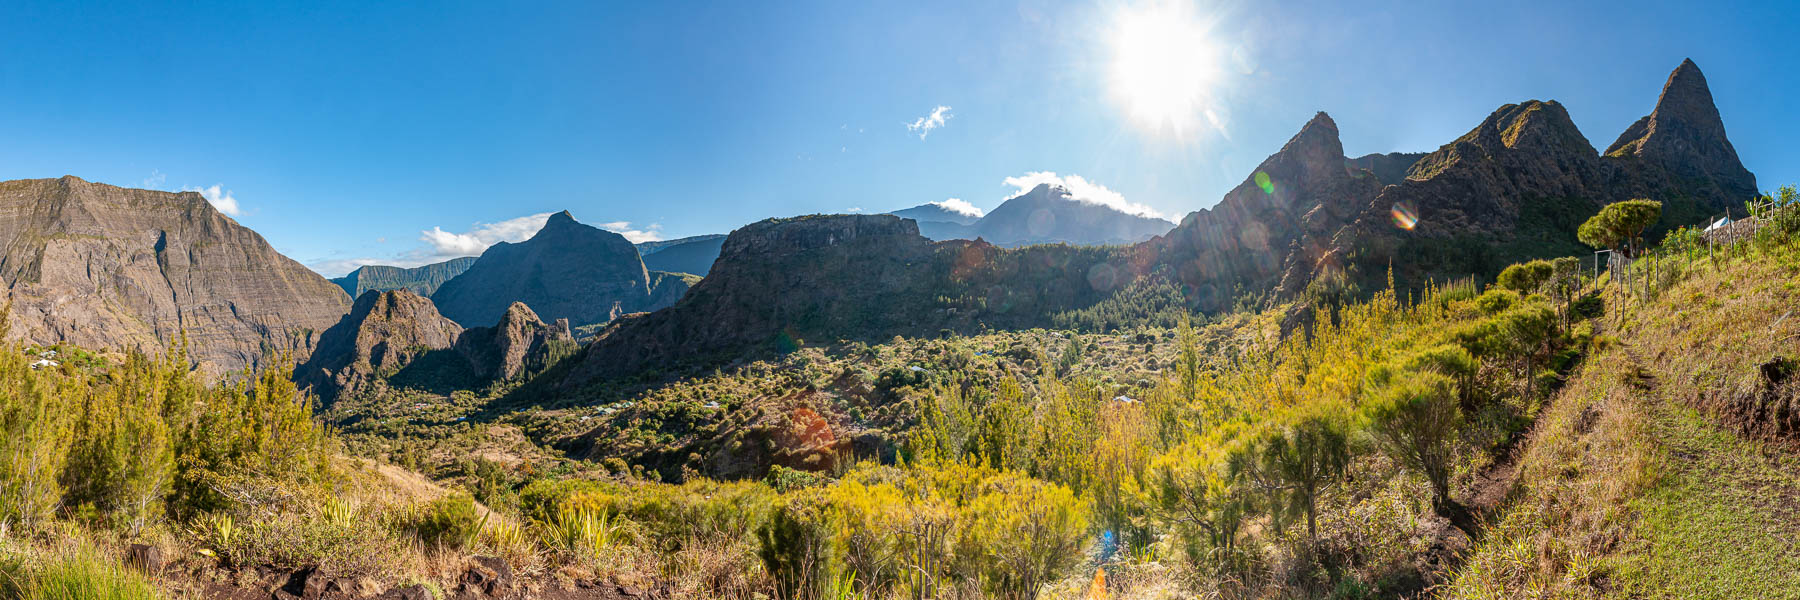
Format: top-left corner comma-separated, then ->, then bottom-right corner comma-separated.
6,192 -> 1800,598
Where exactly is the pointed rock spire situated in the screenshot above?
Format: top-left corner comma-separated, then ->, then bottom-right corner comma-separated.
1604,59 -> 1755,196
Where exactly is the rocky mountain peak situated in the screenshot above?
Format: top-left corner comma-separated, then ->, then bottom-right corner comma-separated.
430,209 -> 652,329
1604,59 -> 1755,199
544,210 -> 579,229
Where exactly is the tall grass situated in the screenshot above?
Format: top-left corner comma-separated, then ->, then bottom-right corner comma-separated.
0,546 -> 161,600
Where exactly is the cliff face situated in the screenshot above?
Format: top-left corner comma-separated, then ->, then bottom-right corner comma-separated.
0,176 -> 351,374
430,211 -> 657,329
296,289 -> 463,399
298,291 -> 572,402
332,256 -> 477,298
1603,58 -> 1759,220
454,301 -> 573,381
1150,112 -> 1386,311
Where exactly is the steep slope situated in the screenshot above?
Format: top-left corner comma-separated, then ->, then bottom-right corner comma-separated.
331,256 -> 477,298
296,289 -> 464,400
1332,60 -> 1758,295
298,290 -> 574,402
639,234 -> 726,276
1451,243 -> 1800,598
947,184 -> 1174,247
1604,58 -> 1760,225
0,176 -> 351,374
1150,112 -> 1386,312
431,210 -> 658,329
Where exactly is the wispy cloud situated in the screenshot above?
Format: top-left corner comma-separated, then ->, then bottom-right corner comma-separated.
907,105 -> 953,140
597,221 -> 663,244
182,184 -> 241,216
141,170 -> 166,189
1001,172 -> 1168,221
929,198 -> 984,218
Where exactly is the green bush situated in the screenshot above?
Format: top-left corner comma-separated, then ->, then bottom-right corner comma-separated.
406,494 -> 482,550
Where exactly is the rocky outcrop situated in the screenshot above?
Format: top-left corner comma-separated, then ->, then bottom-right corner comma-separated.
0,176 -> 350,375
431,211 -> 659,329
331,256 -> 476,298
1149,112 -> 1386,311
297,289 -> 464,401
455,301 -> 573,381
298,292 -> 572,402
1603,58 -> 1759,220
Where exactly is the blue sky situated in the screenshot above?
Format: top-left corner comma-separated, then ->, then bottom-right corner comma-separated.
1,0 -> 1794,276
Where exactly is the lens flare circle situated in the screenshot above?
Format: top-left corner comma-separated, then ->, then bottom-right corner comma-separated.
1254,171 -> 1274,195
1390,201 -> 1418,230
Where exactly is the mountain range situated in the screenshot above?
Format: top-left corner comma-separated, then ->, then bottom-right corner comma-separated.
549,59 -> 1758,388
0,60 -> 1758,395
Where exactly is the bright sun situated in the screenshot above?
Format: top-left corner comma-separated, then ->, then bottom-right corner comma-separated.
1108,1 -> 1223,136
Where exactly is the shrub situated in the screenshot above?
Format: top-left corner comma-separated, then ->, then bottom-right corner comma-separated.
406,494 -> 482,550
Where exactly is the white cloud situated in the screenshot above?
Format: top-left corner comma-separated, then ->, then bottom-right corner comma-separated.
928,198 -> 984,219
419,212 -> 554,258
907,105 -> 953,140
183,184 -> 241,216
1001,172 -> 1168,221
308,212 -> 668,277
141,170 -> 166,189
845,207 -> 864,213
596,221 -> 663,244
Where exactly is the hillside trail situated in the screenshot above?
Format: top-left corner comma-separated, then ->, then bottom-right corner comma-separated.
1615,338 -> 1800,596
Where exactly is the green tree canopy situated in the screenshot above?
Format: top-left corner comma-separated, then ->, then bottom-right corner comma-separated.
1578,198 -> 1662,256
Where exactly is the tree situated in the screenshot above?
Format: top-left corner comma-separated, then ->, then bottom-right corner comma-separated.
1141,426 -> 1257,570
1578,199 -> 1662,257
1496,259 -> 1554,293
1239,401 -> 1352,547
1361,370 -> 1476,533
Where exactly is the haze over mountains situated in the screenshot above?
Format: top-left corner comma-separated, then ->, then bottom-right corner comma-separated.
891,184 -> 1176,247
0,60 -> 1760,396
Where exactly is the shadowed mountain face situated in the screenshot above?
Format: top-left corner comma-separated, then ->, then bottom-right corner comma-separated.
557,60 -> 1760,387
0,176 -> 351,374
297,289 -> 573,402
638,234 -> 726,276
908,184 -> 1175,247
431,211 -> 664,329
332,256 -> 477,298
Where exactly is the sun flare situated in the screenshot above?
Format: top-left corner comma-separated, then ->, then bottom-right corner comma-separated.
1107,1 -> 1224,136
